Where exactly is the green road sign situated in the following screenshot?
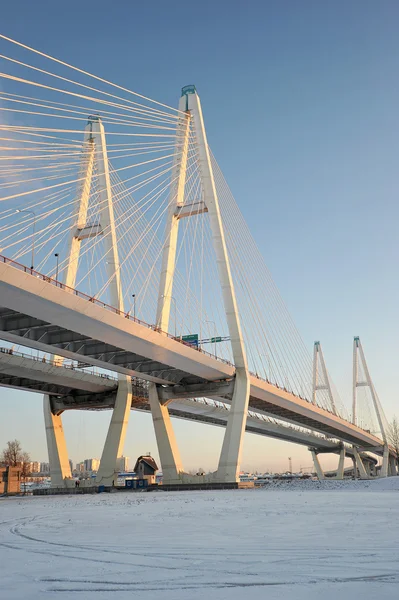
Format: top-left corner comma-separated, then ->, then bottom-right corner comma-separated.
210,336 -> 222,343
182,333 -> 199,348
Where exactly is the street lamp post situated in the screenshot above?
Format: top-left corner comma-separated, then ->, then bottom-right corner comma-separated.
132,294 -> 136,319
15,209 -> 36,269
206,320 -> 217,358
54,253 -> 59,282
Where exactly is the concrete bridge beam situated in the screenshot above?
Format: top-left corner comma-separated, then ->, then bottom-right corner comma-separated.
148,383 -> 184,484
388,454 -> 397,476
44,395 -> 71,487
96,376 -> 132,486
380,445 -> 389,478
336,447 -> 346,480
353,447 -> 369,479
310,449 -> 325,480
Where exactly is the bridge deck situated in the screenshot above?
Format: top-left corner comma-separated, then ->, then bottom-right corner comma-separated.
0,348 -> 117,396
0,257 -> 384,450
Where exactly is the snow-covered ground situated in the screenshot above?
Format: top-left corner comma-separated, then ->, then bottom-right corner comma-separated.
1,478 -> 398,599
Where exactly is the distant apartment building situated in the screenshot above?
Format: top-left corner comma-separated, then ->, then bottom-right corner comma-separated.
30,462 -> 41,473
84,458 -> 100,472
0,465 -> 21,494
116,456 -> 129,472
40,462 -> 50,473
75,462 -> 85,473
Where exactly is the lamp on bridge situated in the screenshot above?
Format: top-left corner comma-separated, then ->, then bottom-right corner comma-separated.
126,294 -> 136,320
15,209 -> 36,270
132,294 -> 136,319
54,253 -> 59,282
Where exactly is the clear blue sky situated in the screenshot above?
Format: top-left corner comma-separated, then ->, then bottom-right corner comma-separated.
1,0 -> 398,472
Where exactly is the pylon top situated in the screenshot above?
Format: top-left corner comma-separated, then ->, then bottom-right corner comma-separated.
181,85 -> 196,97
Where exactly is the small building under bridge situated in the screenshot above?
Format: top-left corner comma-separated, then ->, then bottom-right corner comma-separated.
133,455 -> 158,485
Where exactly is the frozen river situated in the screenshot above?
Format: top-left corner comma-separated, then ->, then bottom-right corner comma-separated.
1,478 -> 398,599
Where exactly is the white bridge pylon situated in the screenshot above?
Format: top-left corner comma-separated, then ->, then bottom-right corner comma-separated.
150,85 -> 250,484
310,337 -> 396,481
352,336 -> 394,478
45,116 -> 132,488
312,341 -> 337,415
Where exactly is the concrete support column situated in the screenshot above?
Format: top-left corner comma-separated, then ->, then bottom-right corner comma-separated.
353,447 -> 368,479
96,376 -> 132,485
148,383 -> 184,484
217,369 -> 250,482
44,395 -> 71,487
310,450 -> 325,480
336,447 -> 346,480
352,457 -> 357,479
380,445 -> 389,478
388,454 -> 397,477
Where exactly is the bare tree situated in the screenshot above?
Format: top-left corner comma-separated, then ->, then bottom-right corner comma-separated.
387,417 -> 399,469
20,452 -> 32,493
1,439 -> 23,466
1,440 -> 31,493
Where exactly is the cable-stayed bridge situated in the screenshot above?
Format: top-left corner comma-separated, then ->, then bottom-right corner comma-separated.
0,34 -> 395,487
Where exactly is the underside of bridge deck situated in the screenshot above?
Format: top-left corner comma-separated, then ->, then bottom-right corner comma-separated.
247,396 -> 377,447
48,394 -> 343,451
0,307 -> 206,386
0,373 -> 114,398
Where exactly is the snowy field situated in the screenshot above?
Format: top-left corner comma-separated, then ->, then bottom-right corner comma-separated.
1,478 -> 399,599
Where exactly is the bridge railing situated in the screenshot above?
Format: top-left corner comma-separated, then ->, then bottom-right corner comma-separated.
0,254 -> 369,426
0,253 -> 234,366
0,346 -> 116,379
